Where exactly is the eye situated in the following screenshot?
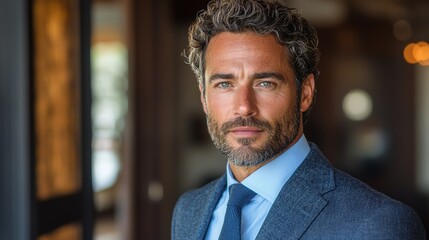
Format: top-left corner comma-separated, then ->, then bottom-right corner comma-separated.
258,81 -> 275,88
216,82 -> 232,89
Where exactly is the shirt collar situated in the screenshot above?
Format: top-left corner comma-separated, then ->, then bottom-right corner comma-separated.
225,134 -> 310,203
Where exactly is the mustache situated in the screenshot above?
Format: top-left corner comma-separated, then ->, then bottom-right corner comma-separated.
220,117 -> 273,134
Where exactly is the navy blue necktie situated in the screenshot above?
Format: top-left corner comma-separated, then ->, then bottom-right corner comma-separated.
219,183 -> 256,240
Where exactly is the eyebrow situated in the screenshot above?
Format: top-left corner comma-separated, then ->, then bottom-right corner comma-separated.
207,71 -> 286,84
251,72 -> 285,81
208,73 -> 235,83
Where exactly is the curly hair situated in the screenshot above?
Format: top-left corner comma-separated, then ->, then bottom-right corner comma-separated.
184,0 -> 320,121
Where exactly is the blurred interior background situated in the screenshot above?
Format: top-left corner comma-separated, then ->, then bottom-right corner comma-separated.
1,0 -> 429,239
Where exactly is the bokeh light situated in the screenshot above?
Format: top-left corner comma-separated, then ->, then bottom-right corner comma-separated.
404,41 -> 429,65
343,89 -> 373,121
393,20 -> 412,41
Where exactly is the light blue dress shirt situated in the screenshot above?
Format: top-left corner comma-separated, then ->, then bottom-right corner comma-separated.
204,135 -> 310,240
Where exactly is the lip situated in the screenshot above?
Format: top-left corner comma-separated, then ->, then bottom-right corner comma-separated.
229,127 -> 263,137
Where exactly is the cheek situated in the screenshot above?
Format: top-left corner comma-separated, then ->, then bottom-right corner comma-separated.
208,105 -> 229,122
259,94 -> 295,117
205,93 -> 232,116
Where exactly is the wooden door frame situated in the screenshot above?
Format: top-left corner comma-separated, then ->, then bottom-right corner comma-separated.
127,0 -> 179,238
30,0 -> 94,238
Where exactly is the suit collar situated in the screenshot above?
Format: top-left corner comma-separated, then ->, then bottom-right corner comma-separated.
256,143 -> 335,239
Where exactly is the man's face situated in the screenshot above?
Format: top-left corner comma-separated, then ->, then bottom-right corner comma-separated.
201,32 -> 313,167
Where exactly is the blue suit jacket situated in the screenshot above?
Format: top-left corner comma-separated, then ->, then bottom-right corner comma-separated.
172,143 -> 426,239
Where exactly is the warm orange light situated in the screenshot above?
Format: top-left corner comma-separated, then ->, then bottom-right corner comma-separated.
415,45 -> 429,62
404,43 -> 418,64
404,41 -> 429,65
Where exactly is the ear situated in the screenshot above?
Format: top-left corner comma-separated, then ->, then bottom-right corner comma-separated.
300,74 -> 315,112
199,83 -> 208,114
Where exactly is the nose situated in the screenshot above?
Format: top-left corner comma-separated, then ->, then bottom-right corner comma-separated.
233,85 -> 257,117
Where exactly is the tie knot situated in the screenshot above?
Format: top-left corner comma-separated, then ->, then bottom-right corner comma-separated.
227,184 -> 256,207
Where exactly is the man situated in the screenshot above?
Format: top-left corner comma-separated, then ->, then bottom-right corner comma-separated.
171,0 -> 427,239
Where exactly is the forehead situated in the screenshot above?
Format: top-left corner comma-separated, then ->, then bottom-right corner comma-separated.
205,32 -> 292,72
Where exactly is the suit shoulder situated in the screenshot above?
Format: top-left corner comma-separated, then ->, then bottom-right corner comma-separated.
176,177 -> 222,207
172,176 -> 225,239
331,169 -> 405,208
333,169 -> 398,204
328,169 -> 426,239
172,176 -> 225,222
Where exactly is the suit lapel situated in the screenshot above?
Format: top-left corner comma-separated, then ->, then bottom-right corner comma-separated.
193,175 -> 227,239
256,143 -> 335,240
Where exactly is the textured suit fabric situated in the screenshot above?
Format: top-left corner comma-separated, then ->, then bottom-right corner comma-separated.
172,143 -> 427,240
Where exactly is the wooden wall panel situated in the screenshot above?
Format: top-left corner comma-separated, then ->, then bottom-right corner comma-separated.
33,0 -> 81,200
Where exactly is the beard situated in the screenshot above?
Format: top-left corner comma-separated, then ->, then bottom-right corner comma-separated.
206,100 -> 301,167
